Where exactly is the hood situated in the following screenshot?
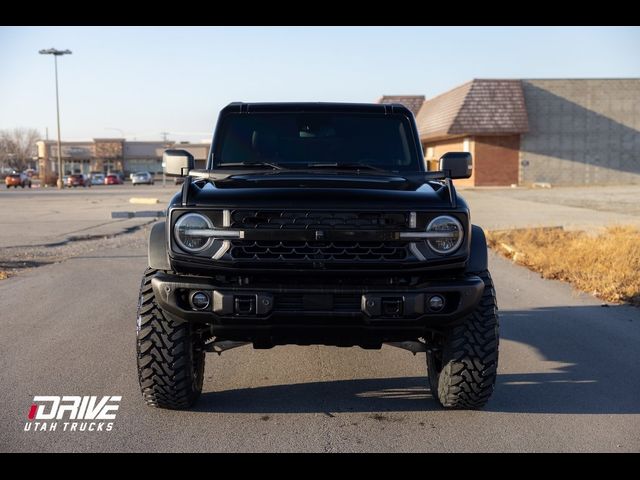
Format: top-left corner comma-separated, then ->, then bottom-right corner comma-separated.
176,172 -> 466,211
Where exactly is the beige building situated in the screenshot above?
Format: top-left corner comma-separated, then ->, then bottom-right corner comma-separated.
380,78 -> 640,186
36,138 -> 209,185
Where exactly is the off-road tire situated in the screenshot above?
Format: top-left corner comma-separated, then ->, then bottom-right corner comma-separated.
136,268 -> 205,409
426,270 -> 499,409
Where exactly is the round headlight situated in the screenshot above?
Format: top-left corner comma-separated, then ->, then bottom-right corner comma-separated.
426,215 -> 463,254
174,213 -> 214,252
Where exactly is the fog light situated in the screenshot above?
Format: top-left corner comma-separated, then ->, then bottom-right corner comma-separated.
428,295 -> 445,312
190,291 -> 210,310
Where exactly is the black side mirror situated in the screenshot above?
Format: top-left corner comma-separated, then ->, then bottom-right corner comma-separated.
439,152 -> 472,179
163,149 -> 195,176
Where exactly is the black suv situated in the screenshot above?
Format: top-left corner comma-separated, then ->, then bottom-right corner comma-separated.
136,102 -> 499,410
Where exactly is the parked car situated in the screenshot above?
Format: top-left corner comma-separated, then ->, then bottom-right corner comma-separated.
105,174 -> 123,185
91,173 -> 105,185
5,172 -> 32,188
66,174 -> 91,188
137,102 -> 497,412
131,171 -> 154,185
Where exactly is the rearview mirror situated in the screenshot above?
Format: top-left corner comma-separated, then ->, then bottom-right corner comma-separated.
439,152 -> 472,179
163,149 -> 194,176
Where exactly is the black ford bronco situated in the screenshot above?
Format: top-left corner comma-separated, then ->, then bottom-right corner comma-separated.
136,102 -> 499,410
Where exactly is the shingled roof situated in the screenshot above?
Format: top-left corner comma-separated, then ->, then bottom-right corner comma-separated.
416,79 -> 529,140
377,95 -> 425,116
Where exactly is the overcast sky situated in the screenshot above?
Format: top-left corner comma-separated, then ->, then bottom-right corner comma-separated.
1,26 -> 639,143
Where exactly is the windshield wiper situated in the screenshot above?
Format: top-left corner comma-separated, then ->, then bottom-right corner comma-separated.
217,161 -> 283,170
305,162 -> 391,173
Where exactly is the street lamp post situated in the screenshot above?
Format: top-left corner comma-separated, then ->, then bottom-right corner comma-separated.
39,48 -> 72,189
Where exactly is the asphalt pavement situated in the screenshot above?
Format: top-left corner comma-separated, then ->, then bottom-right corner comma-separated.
1,186 -> 639,452
461,185 -> 640,232
0,184 -> 175,247
1,236 -> 639,452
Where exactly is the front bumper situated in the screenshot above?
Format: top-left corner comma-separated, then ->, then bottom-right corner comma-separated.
150,272 -> 484,331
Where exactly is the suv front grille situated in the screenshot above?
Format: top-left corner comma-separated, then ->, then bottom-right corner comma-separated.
230,240 -> 409,262
226,210 -> 413,264
231,210 -> 408,230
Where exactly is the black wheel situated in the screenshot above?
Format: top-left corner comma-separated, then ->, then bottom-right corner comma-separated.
21,184 -> 25,188
426,270 -> 499,409
136,268 -> 205,409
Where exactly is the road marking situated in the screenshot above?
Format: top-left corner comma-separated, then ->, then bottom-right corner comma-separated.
129,197 -> 159,205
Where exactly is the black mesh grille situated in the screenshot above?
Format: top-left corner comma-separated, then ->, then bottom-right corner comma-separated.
228,210 -> 412,263
231,210 -> 408,230
230,240 -> 409,262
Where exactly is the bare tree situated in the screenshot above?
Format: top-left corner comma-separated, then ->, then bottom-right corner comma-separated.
0,128 -> 41,171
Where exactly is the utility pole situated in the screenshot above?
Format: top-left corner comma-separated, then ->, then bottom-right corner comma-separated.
39,48 -> 72,189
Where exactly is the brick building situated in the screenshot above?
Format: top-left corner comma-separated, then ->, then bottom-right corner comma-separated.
381,78 -> 640,186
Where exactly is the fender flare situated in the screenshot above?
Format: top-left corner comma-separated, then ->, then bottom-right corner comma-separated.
466,224 -> 488,273
148,221 -> 171,271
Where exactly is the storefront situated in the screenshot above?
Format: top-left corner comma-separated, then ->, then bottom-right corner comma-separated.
36,139 -> 209,184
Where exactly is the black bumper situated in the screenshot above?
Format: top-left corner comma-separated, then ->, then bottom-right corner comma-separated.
150,272 -> 484,333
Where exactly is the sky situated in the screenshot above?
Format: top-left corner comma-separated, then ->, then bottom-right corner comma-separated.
1,26 -> 639,143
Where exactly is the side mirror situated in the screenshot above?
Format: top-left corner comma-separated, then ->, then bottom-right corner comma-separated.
439,152 -> 472,179
163,149 -> 194,176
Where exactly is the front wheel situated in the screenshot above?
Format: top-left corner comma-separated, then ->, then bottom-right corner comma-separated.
426,270 -> 499,409
136,268 -> 205,409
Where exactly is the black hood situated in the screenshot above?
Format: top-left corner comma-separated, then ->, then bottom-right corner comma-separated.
174,172 -> 467,211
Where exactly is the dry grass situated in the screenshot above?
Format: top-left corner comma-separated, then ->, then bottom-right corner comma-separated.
487,226 -> 640,306
0,271 -> 8,280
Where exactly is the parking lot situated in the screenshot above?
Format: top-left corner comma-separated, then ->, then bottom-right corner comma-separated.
1,185 -> 639,452
0,184 -> 174,247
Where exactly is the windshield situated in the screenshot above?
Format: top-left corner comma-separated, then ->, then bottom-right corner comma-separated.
212,112 -> 422,172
